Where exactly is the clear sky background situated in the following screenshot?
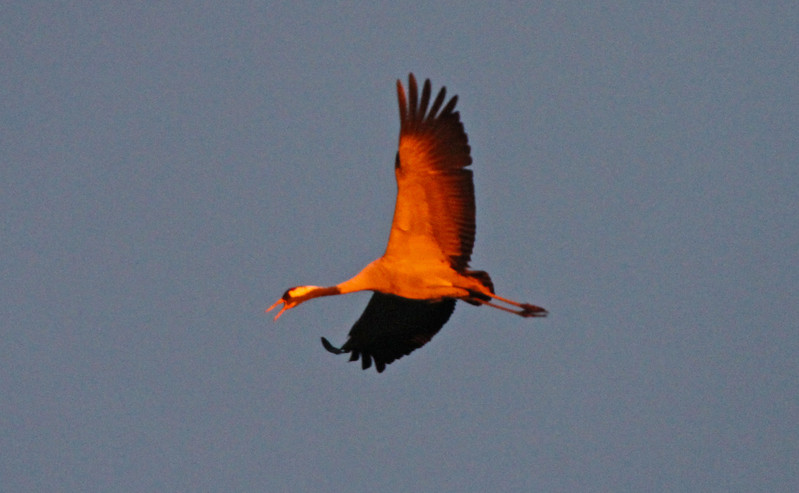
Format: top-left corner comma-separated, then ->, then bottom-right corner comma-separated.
3,3 -> 797,492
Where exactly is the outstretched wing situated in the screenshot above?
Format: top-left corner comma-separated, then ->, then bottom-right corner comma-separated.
321,292 -> 456,372
384,74 -> 476,271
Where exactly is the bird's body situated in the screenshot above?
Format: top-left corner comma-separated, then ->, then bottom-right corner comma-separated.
268,74 -> 547,372
336,257 -> 481,301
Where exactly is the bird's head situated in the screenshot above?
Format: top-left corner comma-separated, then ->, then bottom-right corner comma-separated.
266,285 -> 322,320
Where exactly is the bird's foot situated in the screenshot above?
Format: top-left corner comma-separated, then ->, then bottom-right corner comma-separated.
520,304 -> 548,318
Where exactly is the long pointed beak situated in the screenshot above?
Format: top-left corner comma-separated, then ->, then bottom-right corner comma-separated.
266,299 -> 287,321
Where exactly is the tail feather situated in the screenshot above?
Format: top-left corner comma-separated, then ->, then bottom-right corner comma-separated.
463,269 -> 494,305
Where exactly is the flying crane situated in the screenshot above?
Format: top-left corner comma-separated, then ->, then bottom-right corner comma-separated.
268,74 -> 547,372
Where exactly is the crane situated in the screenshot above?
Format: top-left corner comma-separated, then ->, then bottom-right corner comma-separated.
268,74 -> 547,372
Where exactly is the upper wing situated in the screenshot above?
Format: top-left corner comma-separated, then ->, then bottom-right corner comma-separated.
384,74 -> 476,270
321,292 -> 456,372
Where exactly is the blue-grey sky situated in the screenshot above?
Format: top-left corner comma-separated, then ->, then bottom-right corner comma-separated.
3,3 -> 797,491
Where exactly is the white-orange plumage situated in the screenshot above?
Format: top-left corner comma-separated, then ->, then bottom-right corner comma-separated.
268,74 -> 547,372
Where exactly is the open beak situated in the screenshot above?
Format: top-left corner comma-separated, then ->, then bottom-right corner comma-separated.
266,299 -> 288,321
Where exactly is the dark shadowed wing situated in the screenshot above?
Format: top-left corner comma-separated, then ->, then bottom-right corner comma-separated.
384,74 -> 476,270
321,292 -> 456,372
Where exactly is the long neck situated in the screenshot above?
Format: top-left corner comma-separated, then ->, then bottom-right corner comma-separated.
335,259 -> 387,295
287,285 -> 342,306
309,286 -> 341,298
300,285 -> 340,302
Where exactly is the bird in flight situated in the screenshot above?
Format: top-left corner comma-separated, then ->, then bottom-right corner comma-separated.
268,74 -> 547,372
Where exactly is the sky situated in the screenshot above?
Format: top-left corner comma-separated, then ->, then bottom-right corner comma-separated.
2,2 -> 798,491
